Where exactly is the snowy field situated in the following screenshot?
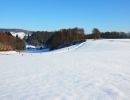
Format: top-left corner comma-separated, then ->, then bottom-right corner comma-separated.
0,39 -> 130,100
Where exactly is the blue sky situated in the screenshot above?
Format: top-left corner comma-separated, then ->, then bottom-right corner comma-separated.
0,0 -> 130,33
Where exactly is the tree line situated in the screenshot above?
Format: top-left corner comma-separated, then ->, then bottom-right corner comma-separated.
0,32 -> 25,51
25,28 -> 130,50
26,28 -> 86,50
26,31 -> 54,48
1,28 -> 129,51
46,28 -> 86,50
86,28 -> 130,39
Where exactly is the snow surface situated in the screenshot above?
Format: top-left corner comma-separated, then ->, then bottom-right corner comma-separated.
10,32 -> 26,39
0,51 -> 17,55
0,39 -> 130,100
26,45 -> 36,49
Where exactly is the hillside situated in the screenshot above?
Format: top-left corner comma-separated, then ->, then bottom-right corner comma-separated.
10,32 -> 27,39
0,32 -> 25,51
0,39 -> 130,100
0,28 -> 32,39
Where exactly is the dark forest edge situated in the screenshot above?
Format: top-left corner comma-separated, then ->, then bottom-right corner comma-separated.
86,28 -> 130,39
0,32 -> 25,51
0,28 -> 130,51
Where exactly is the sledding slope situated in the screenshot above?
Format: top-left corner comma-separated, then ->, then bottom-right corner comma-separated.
0,39 -> 130,100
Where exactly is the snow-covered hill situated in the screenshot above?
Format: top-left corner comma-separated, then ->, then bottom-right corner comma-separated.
10,32 -> 26,39
0,39 -> 130,100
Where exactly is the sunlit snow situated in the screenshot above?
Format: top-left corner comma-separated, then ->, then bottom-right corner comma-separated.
0,39 -> 130,100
